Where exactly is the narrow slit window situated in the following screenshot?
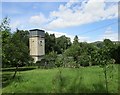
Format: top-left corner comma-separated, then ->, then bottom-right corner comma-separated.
39,41 -> 42,46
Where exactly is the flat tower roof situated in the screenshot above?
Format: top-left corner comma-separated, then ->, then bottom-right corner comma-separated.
29,29 -> 45,37
29,29 -> 45,32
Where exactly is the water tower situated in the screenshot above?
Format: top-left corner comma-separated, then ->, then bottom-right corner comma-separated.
29,29 -> 45,62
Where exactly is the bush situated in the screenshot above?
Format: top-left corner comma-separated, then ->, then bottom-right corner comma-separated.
77,54 -> 90,67
63,57 -> 77,68
36,52 -> 57,69
43,52 -> 57,68
55,55 -> 79,68
55,54 -> 64,67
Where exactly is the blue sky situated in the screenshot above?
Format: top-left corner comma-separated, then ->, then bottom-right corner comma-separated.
1,0 -> 118,42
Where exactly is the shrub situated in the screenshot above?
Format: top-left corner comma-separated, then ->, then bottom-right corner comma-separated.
77,54 -> 90,67
36,52 -> 57,69
63,56 -> 77,68
55,54 -> 64,67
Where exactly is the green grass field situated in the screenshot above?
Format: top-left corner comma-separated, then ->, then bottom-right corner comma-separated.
2,64 -> 119,93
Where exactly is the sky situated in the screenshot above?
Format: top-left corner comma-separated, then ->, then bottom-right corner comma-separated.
1,0 -> 119,42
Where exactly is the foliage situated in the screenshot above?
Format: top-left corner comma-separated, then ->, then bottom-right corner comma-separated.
44,51 -> 57,61
0,18 -> 12,67
45,33 -> 56,54
63,56 -> 77,68
77,53 -> 91,66
45,32 -> 71,54
55,54 -> 64,67
45,33 -> 57,54
6,29 -> 33,67
56,35 -> 71,54
64,43 -> 80,61
0,17 -> 11,31
64,41 -> 99,67
1,18 -> 33,68
110,43 -> 120,64
39,51 -> 58,68
73,35 -> 79,44
90,39 -> 115,93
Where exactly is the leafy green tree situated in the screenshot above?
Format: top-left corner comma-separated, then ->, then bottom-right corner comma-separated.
45,33 -> 71,54
64,43 -> 80,61
45,32 -> 56,54
0,17 -> 11,31
1,18 -> 33,78
45,32 -> 50,54
11,31 -> 31,65
92,39 -> 115,93
104,39 -> 113,47
77,53 -> 90,67
109,41 -> 120,64
56,35 -> 71,54
63,56 -> 76,68
50,34 -> 56,51
55,54 -> 64,67
0,17 -> 11,67
73,35 -> 79,44
15,29 -> 29,46
9,29 -> 33,78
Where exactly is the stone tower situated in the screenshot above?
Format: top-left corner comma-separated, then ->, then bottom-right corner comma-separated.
29,29 -> 45,62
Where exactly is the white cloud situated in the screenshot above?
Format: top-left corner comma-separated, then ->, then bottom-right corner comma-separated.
46,30 -> 67,37
29,13 -> 48,25
98,27 -> 118,41
45,0 -> 118,29
46,27 -> 118,43
46,30 -> 89,42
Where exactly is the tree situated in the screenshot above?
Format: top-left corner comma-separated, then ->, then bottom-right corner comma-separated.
10,29 -> 33,78
0,17 -> 11,32
111,44 -> 120,64
45,32 -> 50,54
0,17 -> 11,67
56,35 -> 71,54
45,33 -> 71,54
77,53 -> 90,66
1,17 -> 33,78
15,29 -> 29,46
11,30 -> 32,65
64,43 -> 80,61
45,32 -> 56,54
92,39 -> 115,93
104,39 -> 113,48
55,54 -> 64,67
73,35 -> 79,44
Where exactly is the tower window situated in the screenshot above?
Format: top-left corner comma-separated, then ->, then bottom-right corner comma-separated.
39,41 -> 42,46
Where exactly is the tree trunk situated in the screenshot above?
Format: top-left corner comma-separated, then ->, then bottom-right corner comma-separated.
12,65 -> 18,79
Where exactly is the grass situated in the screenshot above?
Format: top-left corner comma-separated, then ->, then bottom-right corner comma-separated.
2,64 -> 119,93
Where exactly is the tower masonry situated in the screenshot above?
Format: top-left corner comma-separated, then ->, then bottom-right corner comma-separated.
29,29 -> 45,62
